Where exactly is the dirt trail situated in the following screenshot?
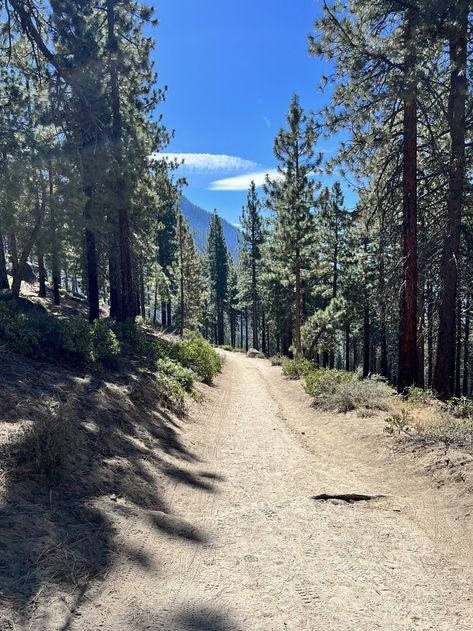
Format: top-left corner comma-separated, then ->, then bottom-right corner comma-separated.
67,352 -> 473,630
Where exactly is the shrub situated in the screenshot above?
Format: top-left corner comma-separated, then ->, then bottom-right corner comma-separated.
157,357 -> 197,392
9,407 -> 80,480
270,355 -> 284,366
405,386 -> 436,405
57,318 -> 95,365
155,373 -> 187,416
282,357 -> 314,380
384,410 -> 414,436
304,369 -> 352,397
446,397 -> 473,419
3,312 -> 43,356
173,336 -> 222,384
304,369 -> 392,413
423,417 -> 473,448
114,321 -> 174,364
91,320 -> 120,368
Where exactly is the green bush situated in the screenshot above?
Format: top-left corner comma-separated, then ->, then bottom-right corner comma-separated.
57,318 -> 95,365
446,397 -> 473,419
270,355 -> 284,366
173,336 -> 222,384
384,410 -> 414,436
304,368 -> 352,396
282,357 -> 314,379
157,357 -> 197,392
405,386 -> 436,405
91,320 -> 121,368
155,372 -> 187,416
304,369 -> 391,413
3,312 -> 42,356
114,321 -> 174,364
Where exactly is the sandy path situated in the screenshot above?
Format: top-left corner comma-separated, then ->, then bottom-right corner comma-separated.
70,352 -> 473,631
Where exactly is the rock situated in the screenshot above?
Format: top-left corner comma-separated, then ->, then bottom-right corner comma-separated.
247,348 -> 265,359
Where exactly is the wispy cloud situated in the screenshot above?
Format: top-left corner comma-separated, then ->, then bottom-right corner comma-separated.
209,169 -> 281,192
154,152 -> 257,173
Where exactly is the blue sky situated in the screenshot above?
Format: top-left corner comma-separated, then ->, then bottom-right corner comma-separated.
152,0 -> 353,225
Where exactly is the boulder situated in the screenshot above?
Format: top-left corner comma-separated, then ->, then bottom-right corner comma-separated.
247,348 -> 265,359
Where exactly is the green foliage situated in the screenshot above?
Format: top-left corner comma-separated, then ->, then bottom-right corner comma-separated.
57,318 -> 95,365
405,386 -> 436,406
155,373 -> 187,416
157,357 -> 197,392
270,355 -> 284,366
304,369 -> 352,397
304,369 -> 391,413
445,397 -> 473,419
0,302 -> 121,367
282,357 -> 314,380
423,417 -> 473,447
384,410 -> 414,436
91,320 -> 121,368
173,336 -> 222,385
114,321 -> 174,363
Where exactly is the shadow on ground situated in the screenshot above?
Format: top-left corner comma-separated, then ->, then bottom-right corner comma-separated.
0,349 -> 223,627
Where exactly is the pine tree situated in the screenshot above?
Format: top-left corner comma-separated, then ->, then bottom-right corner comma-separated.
240,181 -> 264,349
206,212 -> 228,346
266,95 -> 321,356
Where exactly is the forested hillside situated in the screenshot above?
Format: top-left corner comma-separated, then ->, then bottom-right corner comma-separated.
180,196 -> 240,258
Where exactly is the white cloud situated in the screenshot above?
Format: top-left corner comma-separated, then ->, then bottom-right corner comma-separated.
209,169 -> 282,191
153,152 -> 257,173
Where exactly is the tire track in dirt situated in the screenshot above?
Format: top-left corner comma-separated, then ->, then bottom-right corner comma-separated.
70,352 -> 473,630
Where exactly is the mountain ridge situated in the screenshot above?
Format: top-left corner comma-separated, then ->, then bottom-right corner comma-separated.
180,196 -> 240,257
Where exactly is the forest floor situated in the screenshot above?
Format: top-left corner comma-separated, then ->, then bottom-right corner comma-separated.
2,350 -> 473,630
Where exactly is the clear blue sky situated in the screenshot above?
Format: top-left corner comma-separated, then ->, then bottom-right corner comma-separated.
152,0 -> 353,225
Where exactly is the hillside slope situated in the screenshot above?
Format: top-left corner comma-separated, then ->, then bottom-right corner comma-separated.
180,196 -> 240,257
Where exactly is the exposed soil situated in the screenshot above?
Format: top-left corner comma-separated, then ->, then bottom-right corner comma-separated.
2,351 -> 473,630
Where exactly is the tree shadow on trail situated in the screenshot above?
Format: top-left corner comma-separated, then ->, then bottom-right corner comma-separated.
0,352 -> 223,627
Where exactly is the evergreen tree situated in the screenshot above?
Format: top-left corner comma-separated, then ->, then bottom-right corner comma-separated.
266,95 -> 321,356
206,212 -> 229,345
240,181 -> 264,349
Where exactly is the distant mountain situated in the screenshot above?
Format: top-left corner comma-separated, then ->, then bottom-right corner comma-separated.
180,196 -> 240,258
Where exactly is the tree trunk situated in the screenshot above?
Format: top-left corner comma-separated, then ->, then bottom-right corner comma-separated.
345,324 -> 350,372
261,310 -> 266,355
84,222 -> 100,322
107,0 -> 134,321
38,251 -> 46,297
139,271 -> 146,319
48,162 -> 61,306
161,301 -> 167,327
153,277 -> 158,325
455,294 -> 462,397
363,303 -> 370,378
427,281 -> 434,387
251,257 -> 258,349
0,233 -> 9,289
295,260 -> 302,356
178,213 -> 185,335
109,231 -> 122,320
167,301 -> 172,330
245,307 -> 249,351
417,278 -> 425,388
398,6 -> 419,392
433,7 -> 468,399
463,294 -> 470,396
240,312 -> 244,349
8,233 -> 18,283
